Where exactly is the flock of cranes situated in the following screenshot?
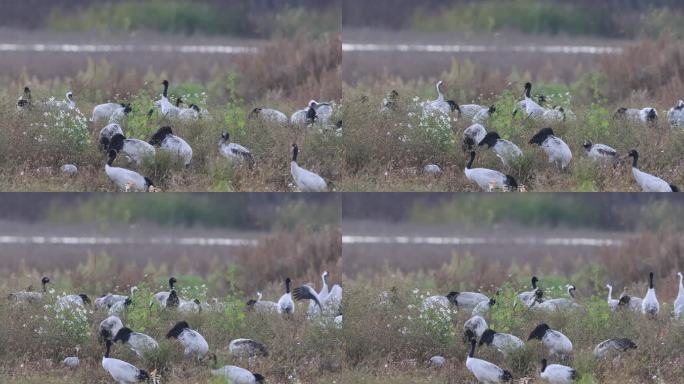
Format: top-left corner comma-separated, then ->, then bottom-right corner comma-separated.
382,81 -> 682,192
14,81 -> 334,192
8,271 -> 342,383
413,271 -> 684,383
11,77 -> 683,192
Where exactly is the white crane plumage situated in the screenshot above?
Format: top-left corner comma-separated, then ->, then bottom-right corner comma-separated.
166,321 -> 210,360
102,339 -> 150,384
641,272 -> 659,317
465,339 -> 513,383
290,144 -> 327,192
277,277 -> 294,315
105,150 -> 154,192
627,150 -> 678,192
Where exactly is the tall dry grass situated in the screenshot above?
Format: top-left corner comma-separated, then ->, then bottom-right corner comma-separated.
600,34 -> 684,106
600,232 -> 684,298
236,33 -> 342,104
235,226 -> 342,293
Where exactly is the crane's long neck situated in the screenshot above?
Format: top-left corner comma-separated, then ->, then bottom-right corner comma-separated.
436,82 -> 444,102
532,278 -> 537,289
257,292 -> 262,302
322,274 -> 328,289
313,293 -> 323,311
466,152 -> 475,169
42,281 -> 47,293
468,341 -> 476,358
286,280 -> 290,294
649,273 -> 654,289
607,285 -> 613,301
163,82 -> 169,98
631,154 -> 638,168
679,274 -> 683,291
104,342 -> 111,359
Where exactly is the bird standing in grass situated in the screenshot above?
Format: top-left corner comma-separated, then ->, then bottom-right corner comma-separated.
422,292 -> 458,311
539,359 -> 577,384
246,292 -> 279,314
166,321 -> 210,361
62,347 -> 80,368
219,132 -> 254,169
16,86 -> 32,111
614,107 -> 657,124
528,323 -> 572,358
99,316 -> 124,342
529,128 -> 572,169
593,338 -> 637,358
464,151 -> 518,192
619,287 -> 643,312
462,123 -> 487,151
102,339 -> 150,383
211,365 -> 265,384
277,277 -> 295,315
464,315 -> 488,343
479,329 -> 524,357
606,284 -> 619,311
105,150 -> 154,192
249,107 -> 288,124
627,150 -> 678,192
472,298 -> 496,317
675,272 -> 684,320
641,272 -> 659,317
113,327 -> 160,359
8,276 -> 50,303
425,81 -> 459,115
292,284 -> 324,316
522,82 -> 545,119
56,293 -> 90,310
517,276 -> 540,307
530,285 -> 579,312
229,338 -> 268,358
667,100 -> 684,127
108,133 -> 156,166
290,144 -> 327,192
151,277 -> 177,308
583,141 -> 618,163
148,126 -> 193,166
465,339 -> 513,383
478,131 -> 523,167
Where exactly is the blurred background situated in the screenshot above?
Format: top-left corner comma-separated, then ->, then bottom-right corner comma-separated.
343,0 -> 684,105
343,193 -> 684,296
0,0 -> 341,105
5,0 -> 339,38
343,0 -> 683,38
0,193 -> 340,295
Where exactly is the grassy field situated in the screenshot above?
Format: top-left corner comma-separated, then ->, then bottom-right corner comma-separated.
0,33 -> 341,192
0,224 -> 342,383
342,231 -> 684,383
341,37 -> 684,192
